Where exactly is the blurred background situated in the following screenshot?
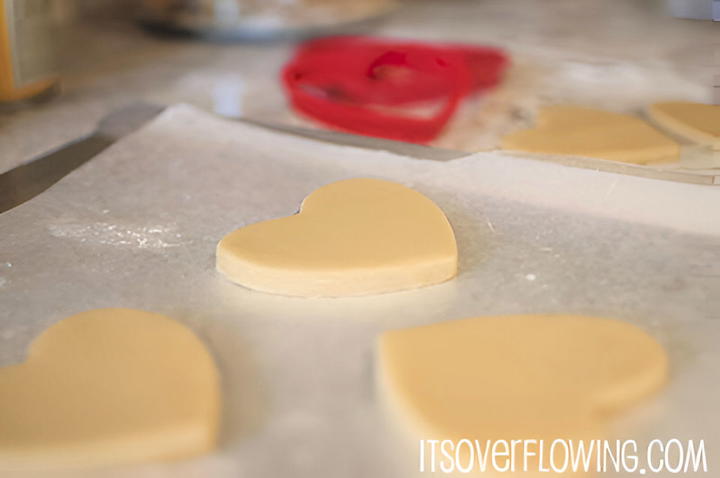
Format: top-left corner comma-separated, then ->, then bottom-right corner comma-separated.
1,0 -> 718,173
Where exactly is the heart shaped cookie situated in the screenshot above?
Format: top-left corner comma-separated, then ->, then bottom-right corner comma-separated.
216,178 -> 458,297
0,309 -> 220,470
501,106 -> 680,164
378,315 -> 667,470
648,101 -> 720,150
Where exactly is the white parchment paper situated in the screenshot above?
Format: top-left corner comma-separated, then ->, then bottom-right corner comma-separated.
1,105 -> 719,477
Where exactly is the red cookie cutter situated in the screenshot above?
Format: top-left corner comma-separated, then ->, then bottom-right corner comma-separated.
282,36 -> 508,143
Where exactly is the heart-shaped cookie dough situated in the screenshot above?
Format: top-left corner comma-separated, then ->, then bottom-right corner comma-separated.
378,315 -> 667,470
216,178 -> 458,297
0,309 -> 220,470
648,101 -> 720,150
501,106 -> 679,164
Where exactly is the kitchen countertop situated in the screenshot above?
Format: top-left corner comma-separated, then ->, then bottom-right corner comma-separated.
1,0 -> 718,174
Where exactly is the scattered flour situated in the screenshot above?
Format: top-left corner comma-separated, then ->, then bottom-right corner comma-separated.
47,222 -> 187,250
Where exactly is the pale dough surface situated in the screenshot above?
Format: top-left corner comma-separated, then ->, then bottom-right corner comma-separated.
0,308 -> 220,471
501,106 -> 680,164
216,178 -> 458,297
648,101 -> 720,150
378,315 -> 668,444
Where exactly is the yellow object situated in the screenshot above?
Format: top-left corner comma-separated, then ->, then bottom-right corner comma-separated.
501,106 -> 680,164
217,178 -> 458,297
648,101 -> 720,150
0,0 -> 58,103
0,309 -> 220,471
378,315 -> 667,448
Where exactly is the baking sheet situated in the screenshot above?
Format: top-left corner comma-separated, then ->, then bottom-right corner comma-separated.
1,105 -> 719,477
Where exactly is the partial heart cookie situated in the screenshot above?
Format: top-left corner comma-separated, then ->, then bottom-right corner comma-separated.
216,178 -> 458,297
0,308 -> 221,471
501,106 -> 680,164
648,101 -> 720,150
378,315 -> 668,472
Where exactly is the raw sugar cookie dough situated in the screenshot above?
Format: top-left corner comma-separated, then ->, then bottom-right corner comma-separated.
378,315 -> 668,470
648,101 -> 720,150
0,308 -> 221,471
216,178 -> 458,297
501,105 -> 680,164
